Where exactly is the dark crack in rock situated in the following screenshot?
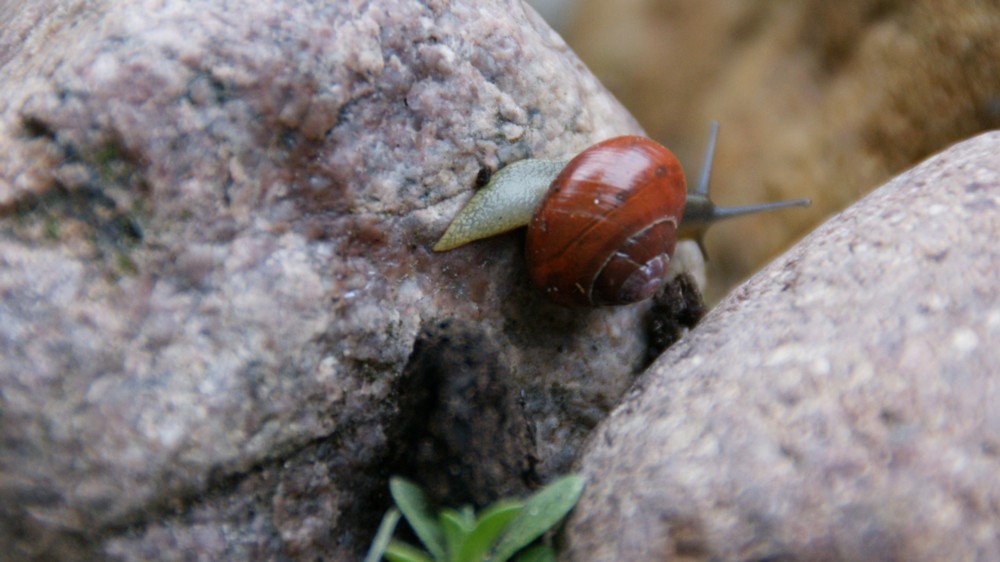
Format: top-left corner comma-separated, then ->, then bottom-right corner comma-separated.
390,319 -> 539,509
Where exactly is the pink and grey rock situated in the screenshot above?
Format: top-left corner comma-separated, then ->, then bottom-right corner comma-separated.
0,1 -> 660,559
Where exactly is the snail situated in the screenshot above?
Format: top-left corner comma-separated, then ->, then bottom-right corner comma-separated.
434,123 -> 809,306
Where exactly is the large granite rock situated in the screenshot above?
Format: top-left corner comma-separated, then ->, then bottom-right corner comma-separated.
569,0 -> 1000,299
563,132 -> 1000,561
0,1 -> 680,559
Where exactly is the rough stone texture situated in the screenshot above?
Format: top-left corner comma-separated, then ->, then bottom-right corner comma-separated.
0,1 -> 674,559
563,132 -> 1000,561
567,0 -> 1000,300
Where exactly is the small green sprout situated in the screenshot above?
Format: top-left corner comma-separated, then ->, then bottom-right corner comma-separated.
364,474 -> 585,562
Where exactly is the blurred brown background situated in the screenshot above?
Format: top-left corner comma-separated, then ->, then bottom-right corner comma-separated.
530,0 -> 1000,301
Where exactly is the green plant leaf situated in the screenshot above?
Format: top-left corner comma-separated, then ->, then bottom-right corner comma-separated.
457,500 -> 524,562
460,505 -> 476,527
441,506 -> 476,532
487,475 -> 585,562
512,545 -> 555,562
385,539 -> 436,562
439,509 -> 473,562
476,499 -> 524,526
364,508 -> 402,562
390,477 -> 446,561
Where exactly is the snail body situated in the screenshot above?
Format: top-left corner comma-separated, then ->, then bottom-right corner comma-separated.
434,123 -> 809,306
432,158 -> 568,252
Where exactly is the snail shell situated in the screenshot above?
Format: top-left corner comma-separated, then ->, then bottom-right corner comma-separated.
525,136 -> 686,306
